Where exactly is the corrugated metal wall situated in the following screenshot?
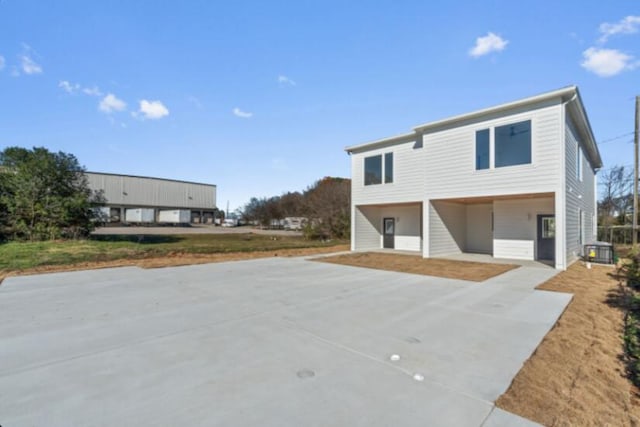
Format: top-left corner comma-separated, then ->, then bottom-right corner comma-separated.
86,172 -> 216,209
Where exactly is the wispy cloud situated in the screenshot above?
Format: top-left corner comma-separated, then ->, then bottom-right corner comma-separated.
187,95 -> 203,109
99,93 -> 127,113
469,32 -> 508,58
598,15 -> 640,44
20,54 -> 42,74
135,99 -> 170,120
278,75 -> 296,86
581,47 -> 638,77
83,86 -> 102,97
59,80 -> 80,94
0,55 -> 5,71
233,107 -> 253,118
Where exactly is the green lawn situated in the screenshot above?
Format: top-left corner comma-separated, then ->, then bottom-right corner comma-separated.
0,234 -> 347,272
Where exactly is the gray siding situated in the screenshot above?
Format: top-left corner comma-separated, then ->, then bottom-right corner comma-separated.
424,102 -> 562,199
351,138 -> 424,206
565,115 -> 597,263
87,173 -> 216,210
429,201 -> 466,256
354,206 -> 381,250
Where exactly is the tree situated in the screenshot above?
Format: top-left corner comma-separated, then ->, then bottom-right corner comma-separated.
598,165 -> 633,242
0,146 -> 104,241
303,177 -> 351,239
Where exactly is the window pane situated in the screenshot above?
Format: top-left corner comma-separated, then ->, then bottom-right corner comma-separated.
542,218 -> 555,238
475,129 -> 490,170
384,152 -> 393,183
364,155 -> 382,185
495,120 -> 531,167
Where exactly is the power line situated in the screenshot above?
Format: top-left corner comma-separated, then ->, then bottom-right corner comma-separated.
598,131 -> 635,144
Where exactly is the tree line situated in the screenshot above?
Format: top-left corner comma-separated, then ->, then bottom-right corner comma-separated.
240,176 -> 351,239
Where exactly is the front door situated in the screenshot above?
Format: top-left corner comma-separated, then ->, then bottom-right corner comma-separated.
383,217 -> 395,249
537,215 -> 555,261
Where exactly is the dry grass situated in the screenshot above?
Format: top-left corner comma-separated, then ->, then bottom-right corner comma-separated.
496,262 -> 640,426
316,252 -> 518,281
0,245 -> 350,283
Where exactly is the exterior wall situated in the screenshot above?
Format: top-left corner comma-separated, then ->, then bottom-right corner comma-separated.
379,204 -> 421,251
429,201 -> 466,256
354,206 -> 381,250
465,203 -> 493,254
493,197 -> 554,260
564,114 -> 597,263
350,138 -> 424,206
86,172 -> 216,210
423,100 -> 562,199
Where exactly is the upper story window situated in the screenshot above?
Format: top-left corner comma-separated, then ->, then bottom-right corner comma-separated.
576,145 -> 583,181
364,152 -> 393,186
385,153 -> 393,183
475,129 -> 490,170
495,120 -> 531,167
475,120 -> 532,170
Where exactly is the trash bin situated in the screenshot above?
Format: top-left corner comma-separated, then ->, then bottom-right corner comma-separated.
583,242 -> 614,264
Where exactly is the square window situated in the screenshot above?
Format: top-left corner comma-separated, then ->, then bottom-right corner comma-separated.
495,120 -> 531,167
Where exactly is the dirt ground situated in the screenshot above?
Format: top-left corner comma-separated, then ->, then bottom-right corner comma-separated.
316,252 -> 518,281
0,245 -> 350,283
496,262 -> 640,426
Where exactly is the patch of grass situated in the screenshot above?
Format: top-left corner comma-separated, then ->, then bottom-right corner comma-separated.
0,234 -> 347,273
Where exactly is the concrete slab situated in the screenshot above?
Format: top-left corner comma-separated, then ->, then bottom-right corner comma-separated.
0,257 -> 567,426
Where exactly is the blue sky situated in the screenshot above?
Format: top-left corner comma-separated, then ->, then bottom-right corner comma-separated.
0,1 -> 639,211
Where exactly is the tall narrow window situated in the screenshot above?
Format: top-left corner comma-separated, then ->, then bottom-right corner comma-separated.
364,155 -> 382,185
384,152 -> 393,183
495,120 -> 531,167
475,129 -> 490,170
576,146 -> 583,182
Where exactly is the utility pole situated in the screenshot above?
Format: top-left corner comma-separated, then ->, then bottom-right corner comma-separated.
634,95 -> 639,246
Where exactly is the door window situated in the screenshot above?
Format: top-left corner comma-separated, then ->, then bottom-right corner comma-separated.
542,217 -> 555,238
384,218 -> 394,234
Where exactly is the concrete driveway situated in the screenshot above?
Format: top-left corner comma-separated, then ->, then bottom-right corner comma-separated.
0,257 -> 570,426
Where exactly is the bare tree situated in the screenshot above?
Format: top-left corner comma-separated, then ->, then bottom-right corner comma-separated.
598,165 -> 633,242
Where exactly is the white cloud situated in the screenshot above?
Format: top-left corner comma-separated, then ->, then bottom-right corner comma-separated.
0,55 -> 5,71
99,93 -> 127,113
136,99 -> 170,120
581,47 -> 638,77
278,75 -> 296,86
82,86 -> 102,97
20,54 -> 42,74
59,80 -> 80,94
469,32 -> 508,57
233,107 -> 253,118
598,15 -> 640,43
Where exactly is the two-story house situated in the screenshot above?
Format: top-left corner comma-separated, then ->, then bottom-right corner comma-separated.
346,86 -> 602,270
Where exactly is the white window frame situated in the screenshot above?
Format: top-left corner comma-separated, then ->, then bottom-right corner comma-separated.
576,143 -> 583,182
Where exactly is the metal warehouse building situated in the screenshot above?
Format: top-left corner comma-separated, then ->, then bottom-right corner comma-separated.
86,172 -> 217,224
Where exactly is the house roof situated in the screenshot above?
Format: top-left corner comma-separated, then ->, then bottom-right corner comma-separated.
345,86 -> 603,169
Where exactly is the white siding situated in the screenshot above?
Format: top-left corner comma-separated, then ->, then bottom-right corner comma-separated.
565,115 -> 597,263
429,201 -> 466,256
379,204 -> 422,251
493,197 -> 554,260
354,206 -> 381,250
466,204 -> 493,254
351,138 -> 424,206
424,101 -> 562,199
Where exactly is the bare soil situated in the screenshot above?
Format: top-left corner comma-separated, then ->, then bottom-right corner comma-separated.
0,245 -> 350,283
316,252 -> 518,281
496,262 -> 640,426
